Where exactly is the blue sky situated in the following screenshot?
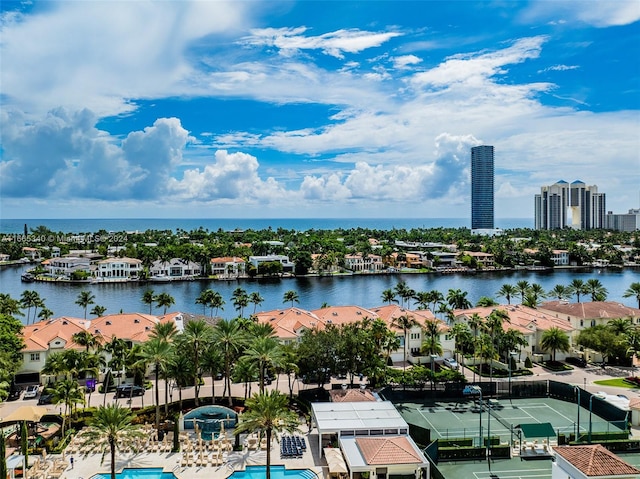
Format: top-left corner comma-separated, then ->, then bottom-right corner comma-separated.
1,1 -> 639,220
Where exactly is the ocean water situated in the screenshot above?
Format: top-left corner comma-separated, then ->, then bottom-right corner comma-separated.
0,217 -> 533,234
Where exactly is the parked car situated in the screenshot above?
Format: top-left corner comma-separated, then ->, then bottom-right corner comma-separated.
115,384 -> 145,398
7,386 -> 23,401
565,356 -> 587,368
23,385 -> 39,399
38,393 -> 54,405
443,357 -> 459,370
462,385 -> 481,395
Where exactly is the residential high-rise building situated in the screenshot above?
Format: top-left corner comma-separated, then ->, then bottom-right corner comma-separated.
606,208 -> 640,232
534,180 -> 606,230
471,145 -> 494,230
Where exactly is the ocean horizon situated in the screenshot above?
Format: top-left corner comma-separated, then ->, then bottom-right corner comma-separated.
0,217 -> 533,234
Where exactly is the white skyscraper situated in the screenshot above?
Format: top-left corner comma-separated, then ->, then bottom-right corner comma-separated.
534,180 -> 606,230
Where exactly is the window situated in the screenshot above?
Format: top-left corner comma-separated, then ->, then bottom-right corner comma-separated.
580,320 -> 584,327
30,353 -> 40,361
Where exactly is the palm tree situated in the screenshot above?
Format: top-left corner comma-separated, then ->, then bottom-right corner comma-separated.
496,284 -> 517,305
548,284 -> 570,301
414,291 -> 432,310
429,290 -> 445,313
476,296 -> 498,307
234,391 -> 300,479
51,378 -> 85,437
623,282 -> 640,308
421,319 -> 443,356
155,292 -> 175,315
90,305 -> 107,317
201,345 -> 224,404
608,317 -> 632,335
485,309 -> 510,386
149,321 -> 178,343
568,279 -> 587,303
77,404 -> 146,479
37,307 -> 54,321
138,338 -> 174,430
72,331 -> 99,352
75,290 -> 96,319
624,327 -> 640,376
540,327 -> 571,362
195,289 -> 214,315
391,314 -> 418,371
282,290 -> 299,307
381,288 -> 398,305
231,287 -> 249,316
210,291 -> 225,317
179,319 -> 213,407
585,278 -> 608,302
515,281 -> 531,304
213,319 -> 246,406
394,281 -> 412,308
243,336 -> 284,392
20,290 -> 41,324
446,289 -> 472,310
141,289 -> 156,314
0,293 -> 24,317
250,292 -> 265,314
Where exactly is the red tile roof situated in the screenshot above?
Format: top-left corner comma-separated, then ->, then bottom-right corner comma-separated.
554,445 -> 640,476
539,301 -> 640,320
355,437 -> 423,465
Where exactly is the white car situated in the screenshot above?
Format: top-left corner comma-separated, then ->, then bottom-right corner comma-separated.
443,357 -> 459,370
23,385 -> 39,399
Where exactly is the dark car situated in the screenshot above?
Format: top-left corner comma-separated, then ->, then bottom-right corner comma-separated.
38,393 -> 54,405
115,384 -> 145,398
565,357 -> 587,368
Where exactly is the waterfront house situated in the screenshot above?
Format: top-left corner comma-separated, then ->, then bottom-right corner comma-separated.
210,256 -> 246,278
249,254 -> 295,273
462,251 -> 495,269
44,256 -> 92,278
150,258 -> 202,279
371,304 -> 453,364
538,301 -> 640,330
95,257 -> 142,280
255,304 -> 452,366
343,253 -> 384,272
22,247 -> 41,260
17,312 -> 183,384
453,304 -> 575,363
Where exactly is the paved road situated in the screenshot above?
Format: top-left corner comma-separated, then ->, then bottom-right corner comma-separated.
0,374 -> 311,421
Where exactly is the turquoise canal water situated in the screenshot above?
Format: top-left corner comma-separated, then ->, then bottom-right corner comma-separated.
229,466 -> 317,479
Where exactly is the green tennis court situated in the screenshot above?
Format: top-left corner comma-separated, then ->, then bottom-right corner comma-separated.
395,396 -> 625,444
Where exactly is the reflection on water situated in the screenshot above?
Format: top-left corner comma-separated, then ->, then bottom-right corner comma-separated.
1,263 -> 637,322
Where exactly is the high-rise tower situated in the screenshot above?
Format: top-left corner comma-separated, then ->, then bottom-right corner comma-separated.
534,180 -> 606,230
471,145 -> 494,230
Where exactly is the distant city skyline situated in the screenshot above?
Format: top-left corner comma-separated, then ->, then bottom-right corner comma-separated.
1,1 -> 639,219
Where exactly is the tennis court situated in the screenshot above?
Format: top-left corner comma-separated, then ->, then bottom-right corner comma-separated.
395,396 -> 625,445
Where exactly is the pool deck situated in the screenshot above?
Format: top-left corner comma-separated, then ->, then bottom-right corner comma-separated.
52,427 -> 324,479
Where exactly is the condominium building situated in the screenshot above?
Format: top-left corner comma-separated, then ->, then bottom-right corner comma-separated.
606,208 -> 640,232
471,145 -> 494,230
534,180 -> 606,230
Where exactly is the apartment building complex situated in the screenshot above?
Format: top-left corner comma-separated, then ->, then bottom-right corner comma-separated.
534,180 -> 606,230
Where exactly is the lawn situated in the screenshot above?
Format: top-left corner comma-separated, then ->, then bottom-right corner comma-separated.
592,378 -> 639,389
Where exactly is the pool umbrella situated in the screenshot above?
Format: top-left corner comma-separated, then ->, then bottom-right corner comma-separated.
2,406 -> 49,423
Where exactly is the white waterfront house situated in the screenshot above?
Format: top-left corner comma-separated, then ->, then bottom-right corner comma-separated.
150,258 -> 202,279
210,256 -> 246,278
95,257 -> 142,280
249,254 -> 295,273
45,256 -> 92,278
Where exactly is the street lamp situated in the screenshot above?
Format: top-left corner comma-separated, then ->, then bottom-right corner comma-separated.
430,355 -> 438,394
469,385 -> 483,450
588,393 -> 606,443
508,351 -> 517,397
574,386 -> 581,441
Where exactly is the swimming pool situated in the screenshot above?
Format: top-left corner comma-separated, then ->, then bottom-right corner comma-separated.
229,465 -> 316,479
91,468 -> 177,479
183,405 -> 238,440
